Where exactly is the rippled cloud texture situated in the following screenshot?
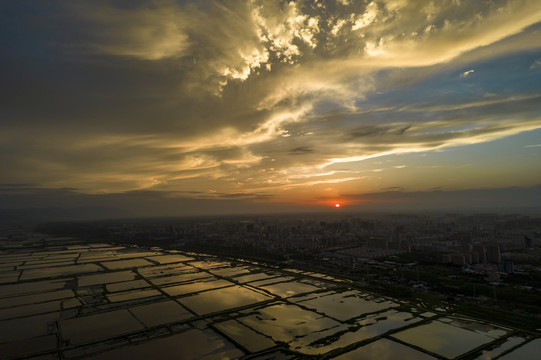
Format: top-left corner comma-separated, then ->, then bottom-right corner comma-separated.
1,0 -> 541,213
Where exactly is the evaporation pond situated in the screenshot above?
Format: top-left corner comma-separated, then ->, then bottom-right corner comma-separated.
101,258 -> 153,270
0,289 -> 74,308
214,319 -> 276,353
187,260 -> 231,269
89,328 -> 244,360
334,338 -> 437,360
208,266 -> 252,278
137,263 -> 195,278
238,303 -> 339,344
145,254 -> 194,264
293,290 -> 398,321
178,285 -> 271,315
258,280 -> 323,298
233,272 -> 278,283
106,279 -> 150,292
0,312 -> 59,342
148,271 -> 212,286
392,319 -> 502,359
107,288 -> 161,303
20,264 -> 103,280
78,271 -> 137,287
0,278 -> 68,297
162,278 -> 233,297
60,309 -> 144,345
289,310 -> 420,355
499,338 -> 541,360
129,300 -> 193,327
476,336 -> 527,360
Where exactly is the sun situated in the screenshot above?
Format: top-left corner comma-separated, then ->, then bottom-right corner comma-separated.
335,203 -> 340,208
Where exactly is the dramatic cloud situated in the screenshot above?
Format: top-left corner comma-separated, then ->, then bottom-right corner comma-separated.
1,0 -> 541,213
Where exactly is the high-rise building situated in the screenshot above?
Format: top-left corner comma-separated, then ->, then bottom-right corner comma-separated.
486,245 -> 501,264
473,244 -> 486,264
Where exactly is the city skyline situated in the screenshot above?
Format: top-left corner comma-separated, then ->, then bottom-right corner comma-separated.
2,0 -> 541,217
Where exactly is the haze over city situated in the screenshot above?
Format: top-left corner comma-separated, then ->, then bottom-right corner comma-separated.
2,0 -> 541,218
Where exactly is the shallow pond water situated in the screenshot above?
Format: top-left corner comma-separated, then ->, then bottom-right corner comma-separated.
475,336 -> 527,360
293,290 -> 398,321
258,280 -> 323,298
144,254 -> 194,264
214,319 -> 276,353
89,328 -> 244,360
148,271 -> 213,286
233,272 -> 278,284
498,338 -> 541,360
60,309 -> 144,345
106,288 -> 161,303
106,279 -> 151,292
332,338 -> 436,360
129,300 -> 193,327
20,263 -> 103,280
290,310 -> 420,355
79,271 -> 137,287
162,278 -> 233,297
178,285 -> 271,315
101,258 -> 153,270
238,303 -> 340,344
392,319 -> 504,359
208,266 -> 252,278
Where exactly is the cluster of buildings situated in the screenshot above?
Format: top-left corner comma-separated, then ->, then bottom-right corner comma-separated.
93,213 -> 540,257
442,243 -> 502,265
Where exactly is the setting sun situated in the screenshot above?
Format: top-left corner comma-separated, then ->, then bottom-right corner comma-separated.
335,203 -> 340,208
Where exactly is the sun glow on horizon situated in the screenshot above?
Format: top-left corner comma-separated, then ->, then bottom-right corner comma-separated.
335,203 -> 340,208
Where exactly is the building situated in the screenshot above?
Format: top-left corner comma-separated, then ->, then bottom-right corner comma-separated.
486,245 -> 501,264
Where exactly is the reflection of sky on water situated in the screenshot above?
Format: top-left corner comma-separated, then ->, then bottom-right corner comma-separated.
144,254 -> 194,264
101,258 -> 153,270
106,279 -> 150,292
258,280 -> 323,298
233,271 -> 278,284
163,278 -> 233,297
239,303 -> 340,343
475,336 -> 527,360
249,276 -> 296,287
21,263 -> 103,280
293,290 -> 397,321
79,271 -> 137,287
89,328 -> 244,360
136,263 -> 195,278
439,316 -> 509,339
106,288 -> 161,302
392,319 -> 506,359
213,319 -> 275,353
1,312 -> 59,342
208,266 -> 251,277
186,260 -> 231,269
60,309 -> 145,345
294,310 -> 421,355
148,271 -> 212,286
334,338 -> 436,360
0,288 -> 74,308
129,300 -> 193,327
1,234 -> 539,359
178,285 -> 271,315
498,338 -> 541,360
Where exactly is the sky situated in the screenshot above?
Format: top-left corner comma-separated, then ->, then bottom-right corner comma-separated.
1,0 -> 541,218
